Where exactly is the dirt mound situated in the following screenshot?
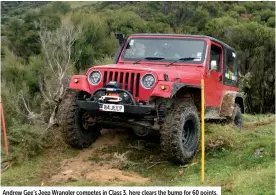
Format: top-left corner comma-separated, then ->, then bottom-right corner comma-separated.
86,167 -> 149,184
49,129 -> 150,185
51,164 -> 149,184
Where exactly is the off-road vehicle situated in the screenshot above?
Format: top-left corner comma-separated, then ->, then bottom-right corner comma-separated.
63,33 -> 244,164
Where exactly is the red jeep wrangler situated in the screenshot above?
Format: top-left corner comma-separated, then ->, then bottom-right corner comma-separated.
64,33 -> 244,164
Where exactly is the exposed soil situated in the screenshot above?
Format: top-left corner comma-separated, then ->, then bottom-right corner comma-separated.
243,117 -> 275,129
85,168 -> 149,184
48,129 -> 150,185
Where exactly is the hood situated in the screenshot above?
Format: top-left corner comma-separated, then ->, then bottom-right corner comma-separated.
89,63 -> 204,83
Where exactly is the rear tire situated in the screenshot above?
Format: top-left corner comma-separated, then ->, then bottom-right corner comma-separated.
62,91 -> 101,148
160,100 -> 200,164
227,103 -> 243,128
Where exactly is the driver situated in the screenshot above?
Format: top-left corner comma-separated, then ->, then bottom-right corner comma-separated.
151,42 -> 181,59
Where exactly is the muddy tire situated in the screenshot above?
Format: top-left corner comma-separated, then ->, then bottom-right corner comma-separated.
62,91 -> 101,148
227,103 -> 243,128
160,100 -> 200,164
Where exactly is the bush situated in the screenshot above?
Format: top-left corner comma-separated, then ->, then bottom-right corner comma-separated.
5,124 -> 46,164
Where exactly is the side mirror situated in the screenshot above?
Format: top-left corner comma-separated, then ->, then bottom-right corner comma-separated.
115,32 -> 126,46
210,60 -> 217,71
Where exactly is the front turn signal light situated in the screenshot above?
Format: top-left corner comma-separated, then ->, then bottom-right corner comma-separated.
160,85 -> 166,90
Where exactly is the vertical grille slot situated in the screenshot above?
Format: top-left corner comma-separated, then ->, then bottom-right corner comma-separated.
114,72 -> 118,81
122,72 -> 126,89
135,73 -> 140,97
106,71 -> 110,84
102,70 -> 140,97
127,73 -> 132,91
119,72 -> 124,84
130,73 -> 135,94
103,71 -> 107,86
125,73 -> 129,90
109,72 -> 113,82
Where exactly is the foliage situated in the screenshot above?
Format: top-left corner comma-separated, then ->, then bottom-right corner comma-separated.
0,1 -> 275,163
12,2 -> 276,114
70,11 -> 118,71
5,124 -> 47,164
230,22 -> 275,113
1,2 -> 71,59
1,48 -> 43,126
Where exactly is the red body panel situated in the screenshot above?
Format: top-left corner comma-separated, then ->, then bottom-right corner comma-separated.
69,75 -> 91,94
204,40 -> 239,107
69,35 -> 239,108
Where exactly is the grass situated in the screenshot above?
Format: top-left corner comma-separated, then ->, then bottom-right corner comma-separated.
1,114 -> 275,194
1,155 -> 45,186
1,146 -> 79,186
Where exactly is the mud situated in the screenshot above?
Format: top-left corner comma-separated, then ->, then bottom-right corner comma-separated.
49,129 -> 150,185
220,92 -> 236,117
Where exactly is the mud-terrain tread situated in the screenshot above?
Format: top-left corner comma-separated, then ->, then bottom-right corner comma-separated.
227,103 -> 242,127
62,92 -> 101,148
160,99 -> 200,164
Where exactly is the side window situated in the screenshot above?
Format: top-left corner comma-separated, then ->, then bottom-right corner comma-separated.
209,44 -> 222,72
224,49 -> 238,86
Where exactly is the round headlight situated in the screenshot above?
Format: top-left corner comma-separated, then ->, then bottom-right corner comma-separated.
141,74 -> 156,89
88,71 -> 102,85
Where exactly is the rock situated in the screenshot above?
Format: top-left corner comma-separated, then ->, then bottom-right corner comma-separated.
67,176 -> 77,181
62,170 -> 73,175
178,170 -> 184,176
255,147 -> 265,157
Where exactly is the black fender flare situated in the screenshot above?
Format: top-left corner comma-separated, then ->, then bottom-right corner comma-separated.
171,83 -> 201,98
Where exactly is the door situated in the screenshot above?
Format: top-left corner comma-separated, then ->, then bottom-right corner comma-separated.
204,42 -> 224,108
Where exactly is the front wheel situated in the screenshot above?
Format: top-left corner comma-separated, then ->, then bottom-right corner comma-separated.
62,92 -> 101,148
160,100 -> 200,164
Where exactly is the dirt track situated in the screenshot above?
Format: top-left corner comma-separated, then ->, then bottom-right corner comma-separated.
49,129 -> 150,185
38,114 -> 275,186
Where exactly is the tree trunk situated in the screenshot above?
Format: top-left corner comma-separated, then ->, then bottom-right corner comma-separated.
48,102 -> 59,127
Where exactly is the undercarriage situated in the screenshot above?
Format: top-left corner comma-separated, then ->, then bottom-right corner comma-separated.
76,86 -> 168,137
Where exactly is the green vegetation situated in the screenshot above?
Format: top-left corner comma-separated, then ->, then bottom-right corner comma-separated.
2,115 -> 275,194
0,1 -> 275,192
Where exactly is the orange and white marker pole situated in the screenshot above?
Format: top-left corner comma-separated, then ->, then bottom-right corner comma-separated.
0,101 -> 9,157
201,79 -> 205,182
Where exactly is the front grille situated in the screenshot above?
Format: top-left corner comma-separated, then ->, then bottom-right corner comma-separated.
103,71 -> 141,97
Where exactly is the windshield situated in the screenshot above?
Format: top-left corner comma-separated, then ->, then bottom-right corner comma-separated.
121,37 -> 207,64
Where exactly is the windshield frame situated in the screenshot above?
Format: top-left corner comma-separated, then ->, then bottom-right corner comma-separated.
120,36 -> 208,65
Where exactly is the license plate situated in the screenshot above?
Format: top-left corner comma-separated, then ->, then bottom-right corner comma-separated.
99,104 -> 124,113
107,92 -> 119,97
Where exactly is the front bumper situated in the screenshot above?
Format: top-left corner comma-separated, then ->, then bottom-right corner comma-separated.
76,100 -> 155,115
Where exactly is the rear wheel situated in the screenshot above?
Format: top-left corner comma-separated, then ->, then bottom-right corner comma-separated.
160,100 -> 200,164
62,91 -> 101,148
227,103 -> 243,128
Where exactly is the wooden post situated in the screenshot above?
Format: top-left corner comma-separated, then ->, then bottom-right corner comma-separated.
0,101 -> 9,156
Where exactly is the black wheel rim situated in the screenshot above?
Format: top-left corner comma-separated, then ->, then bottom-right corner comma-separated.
79,110 -> 95,134
182,119 -> 196,149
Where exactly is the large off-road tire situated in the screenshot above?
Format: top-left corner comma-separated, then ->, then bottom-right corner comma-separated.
160,100 -> 200,164
227,103 -> 243,128
62,91 -> 101,148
